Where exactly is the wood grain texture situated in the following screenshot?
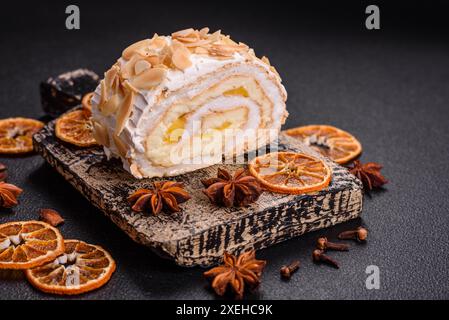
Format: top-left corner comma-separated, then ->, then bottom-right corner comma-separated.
33,116 -> 363,267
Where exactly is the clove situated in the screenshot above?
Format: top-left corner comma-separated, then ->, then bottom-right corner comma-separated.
316,237 -> 349,251
280,260 -> 300,279
312,249 -> 339,269
338,227 -> 368,242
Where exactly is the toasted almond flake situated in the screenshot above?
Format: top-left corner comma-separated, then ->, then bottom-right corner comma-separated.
270,65 -> 281,78
135,47 -> 159,58
129,163 -> 143,179
261,56 -> 270,65
171,39 -> 189,52
161,54 -> 173,68
172,49 -> 192,70
101,93 -> 122,116
209,45 -> 235,57
104,66 -> 119,89
145,55 -> 160,66
114,90 -> 135,136
208,30 -> 222,42
122,80 -> 139,93
221,36 -> 237,46
153,63 -> 169,70
199,27 -> 210,38
92,120 -> 110,147
112,135 -> 127,158
98,80 -> 107,107
237,42 -> 249,50
121,55 -> 140,79
151,36 -> 167,49
134,60 -> 151,75
194,46 -> 209,54
172,28 -> 195,38
122,39 -> 152,60
130,67 -> 166,90
176,34 -> 200,43
184,39 -> 212,48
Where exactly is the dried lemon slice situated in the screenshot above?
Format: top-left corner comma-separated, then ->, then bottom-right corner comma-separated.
249,152 -> 331,194
0,118 -> 44,154
285,125 -> 362,164
25,239 -> 116,295
81,92 -> 95,111
55,109 -> 98,147
0,221 -> 64,269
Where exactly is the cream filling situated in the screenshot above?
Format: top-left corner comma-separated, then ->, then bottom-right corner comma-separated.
145,95 -> 261,167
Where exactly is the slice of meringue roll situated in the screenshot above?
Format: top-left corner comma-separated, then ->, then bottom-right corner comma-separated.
91,28 -> 288,178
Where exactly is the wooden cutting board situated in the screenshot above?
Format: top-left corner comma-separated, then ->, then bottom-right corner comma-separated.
33,115 -> 363,267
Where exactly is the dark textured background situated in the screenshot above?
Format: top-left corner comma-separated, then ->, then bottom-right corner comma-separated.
0,0 -> 448,300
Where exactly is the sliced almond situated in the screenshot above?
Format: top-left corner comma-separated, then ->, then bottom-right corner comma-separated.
135,47 -> 159,58
270,65 -> 281,78
172,28 -> 195,38
130,67 -> 166,90
153,63 -> 169,70
184,39 -> 211,48
221,36 -> 237,46
114,90 -> 135,136
129,163 -> 143,179
134,60 -> 151,75
121,55 -> 140,79
122,39 -> 152,60
172,49 -> 192,70
176,34 -> 200,43
144,55 -> 160,66
237,42 -> 249,51
92,120 -> 110,147
101,93 -> 122,116
209,44 -> 235,57
261,56 -> 270,65
171,39 -> 187,51
112,135 -> 128,158
194,46 -> 209,55
98,80 -> 107,108
151,36 -> 167,49
199,27 -> 210,38
104,66 -> 119,89
208,30 -> 222,43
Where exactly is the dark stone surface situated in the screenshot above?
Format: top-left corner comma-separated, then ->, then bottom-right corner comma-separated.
0,0 -> 448,299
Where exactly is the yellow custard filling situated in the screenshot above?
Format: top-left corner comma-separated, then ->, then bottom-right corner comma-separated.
223,86 -> 249,97
163,115 -> 187,143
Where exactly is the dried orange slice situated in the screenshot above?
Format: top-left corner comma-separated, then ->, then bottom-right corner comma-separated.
25,239 -> 116,295
249,152 -> 331,194
0,118 -> 44,154
285,125 -> 362,164
55,109 -> 98,147
0,221 -> 64,269
81,92 -> 94,111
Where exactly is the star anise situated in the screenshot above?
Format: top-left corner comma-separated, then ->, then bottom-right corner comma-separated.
127,181 -> 191,215
201,168 -> 262,207
0,181 -> 23,208
203,250 -> 266,299
347,160 -> 388,191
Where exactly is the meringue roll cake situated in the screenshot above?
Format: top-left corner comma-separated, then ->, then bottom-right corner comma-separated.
91,28 -> 288,178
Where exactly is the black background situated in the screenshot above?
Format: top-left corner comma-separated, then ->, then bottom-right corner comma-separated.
0,0 -> 448,300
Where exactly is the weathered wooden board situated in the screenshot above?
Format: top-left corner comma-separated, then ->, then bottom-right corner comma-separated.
33,115 -> 363,267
